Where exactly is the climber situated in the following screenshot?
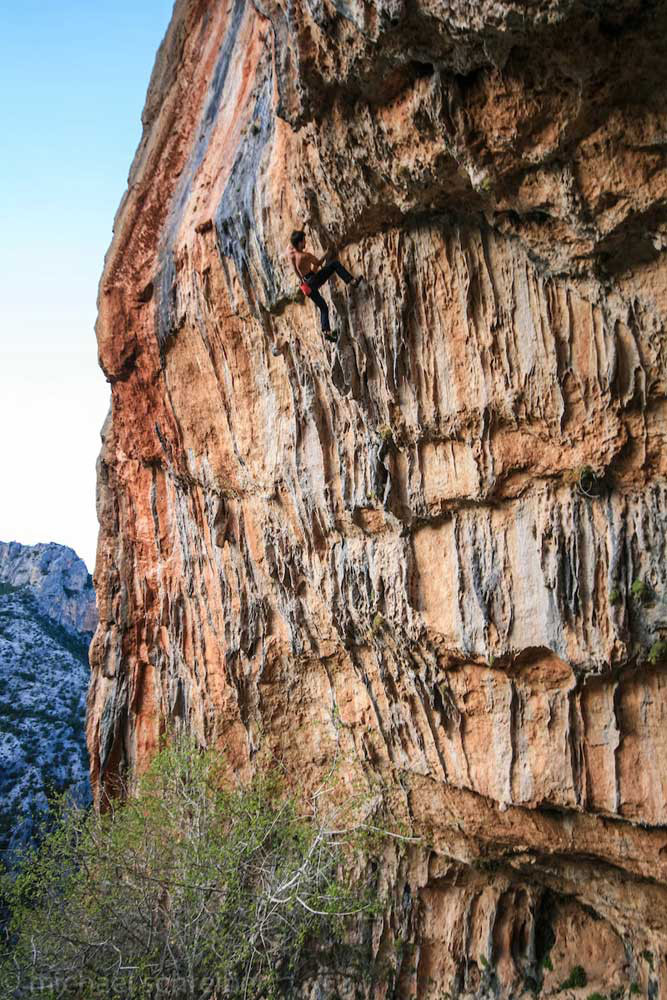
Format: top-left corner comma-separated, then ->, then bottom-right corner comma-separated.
287,230 -> 362,342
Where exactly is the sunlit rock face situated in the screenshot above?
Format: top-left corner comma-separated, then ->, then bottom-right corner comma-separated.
89,0 -> 667,995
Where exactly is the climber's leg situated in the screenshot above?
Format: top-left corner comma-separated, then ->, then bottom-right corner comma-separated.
330,259 -> 356,284
310,259 -> 358,288
309,286 -> 331,332
307,260 -> 362,342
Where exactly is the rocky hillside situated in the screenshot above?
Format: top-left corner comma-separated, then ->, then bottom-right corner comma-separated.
0,541 -> 97,636
89,1 -> 667,997
0,543 -> 95,858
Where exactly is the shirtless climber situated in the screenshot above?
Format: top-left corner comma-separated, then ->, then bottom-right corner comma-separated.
287,230 -> 362,342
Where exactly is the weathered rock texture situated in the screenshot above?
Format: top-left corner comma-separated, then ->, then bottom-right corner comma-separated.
89,1 -> 667,996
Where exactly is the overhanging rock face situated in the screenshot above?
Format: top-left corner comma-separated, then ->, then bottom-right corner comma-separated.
89,0 -> 667,995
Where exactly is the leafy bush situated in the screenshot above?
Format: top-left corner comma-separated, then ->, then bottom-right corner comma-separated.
1,738 -> 380,999
648,640 -> 667,666
559,965 -> 587,991
631,580 -> 651,605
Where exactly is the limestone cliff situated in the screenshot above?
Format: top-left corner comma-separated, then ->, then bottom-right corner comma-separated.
89,1 -> 667,996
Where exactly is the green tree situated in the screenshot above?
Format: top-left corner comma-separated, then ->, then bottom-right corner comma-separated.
1,737 -> 381,999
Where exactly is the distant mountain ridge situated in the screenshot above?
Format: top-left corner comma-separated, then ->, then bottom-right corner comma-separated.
0,541 -> 96,858
0,541 -> 97,636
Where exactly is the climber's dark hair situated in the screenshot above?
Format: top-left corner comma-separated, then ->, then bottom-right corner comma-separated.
290,229 -> 306,249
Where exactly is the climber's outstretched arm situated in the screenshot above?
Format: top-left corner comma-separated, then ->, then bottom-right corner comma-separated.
302,251 -> 324,273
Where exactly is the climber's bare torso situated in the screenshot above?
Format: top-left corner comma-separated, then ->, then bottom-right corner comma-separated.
289,247 -> 324,278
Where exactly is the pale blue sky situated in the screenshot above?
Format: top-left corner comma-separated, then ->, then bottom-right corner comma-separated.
0,0 -> 174,571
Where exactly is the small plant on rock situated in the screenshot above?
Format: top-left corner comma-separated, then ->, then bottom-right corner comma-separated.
371,612 -> 386,636
648,640 -> 667,665
642,949 -> 654,970
631,579 -> 652,604
559,965 -> 587,991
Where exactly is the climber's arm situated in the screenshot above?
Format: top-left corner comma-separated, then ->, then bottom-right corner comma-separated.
317,246 -> 336,267
302,251 -> 323,273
